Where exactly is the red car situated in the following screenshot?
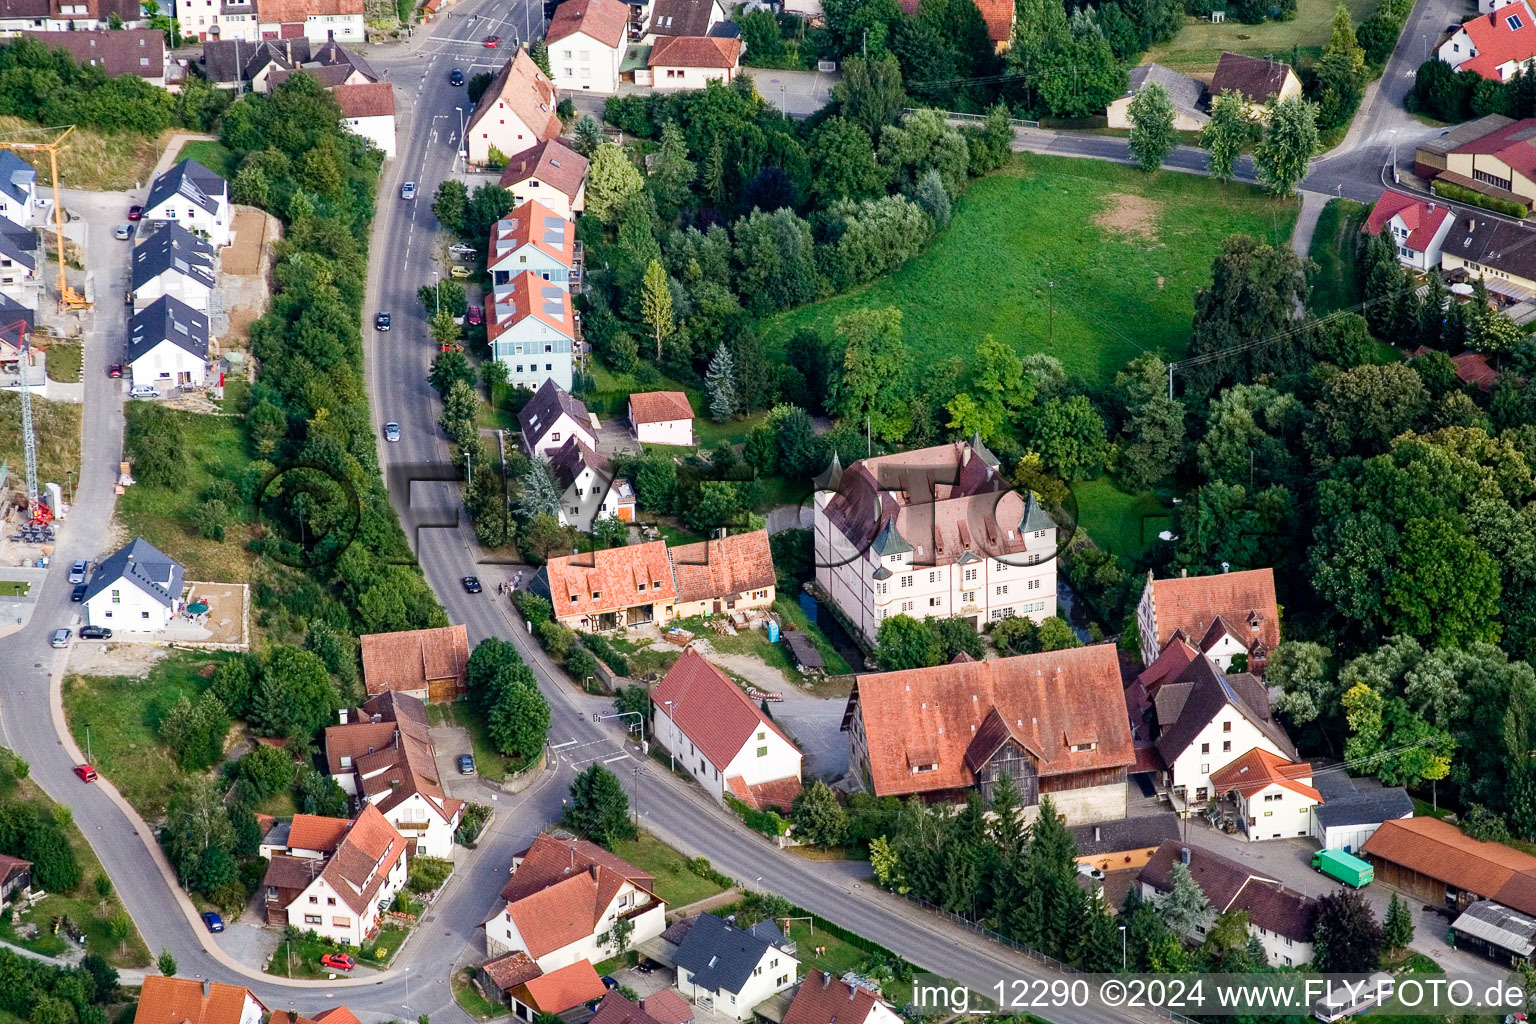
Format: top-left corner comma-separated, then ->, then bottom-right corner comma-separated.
74,764 -> 97,783
107,364 -> 123,378
320,953 -> 355,971
482,35 -> 501,47
466,304 -> 484,326
127,205 -> 143,221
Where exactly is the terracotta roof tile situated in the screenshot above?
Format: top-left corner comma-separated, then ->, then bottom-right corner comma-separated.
973,0 -> 1014,42
514,959 -> 608,1013
784,971 -> 887,1024
1210,52 -> 1296,103
668,529 -> 775,604
333,82 -> 395,118
491,199 -> 576,269
506,871 -> 608,957
488,269 -> 575,342
539,540 -> 677,619
311,1009 -> 364,1024
133,978 -> 265,1024
360,624 -> 469,698
649,34 -> 741,69
652,648 -> 798,771
1448,117 -> 1536,176
590,992 -> 666,1024
468,50 -> 560,148
481,950 -> 545,991
628,391 -> 693,425
1365,189 -> 1454,252
1208,747 -> 1321,801
328,692 -> 460,826
642,990 -> 694,1024
259,0 -> 363,23
1136,637 -> 1198,692
846,644 -> 1134,797
1362,817 -> 1536,906
316,803 -> 408,917
1145,568 -> 1280,665
726,774 -> 802,812
500,833 -> 656,901
547,0 -> 630,48
287,814 -> 352,853
1459,2 -> 1536,79
498,138 -> 589,199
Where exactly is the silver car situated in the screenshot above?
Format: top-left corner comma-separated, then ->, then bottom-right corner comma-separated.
383,422 -> 401,442
400,182 -> 417,200
129,385 -> 160,399
51,628 -> 70,649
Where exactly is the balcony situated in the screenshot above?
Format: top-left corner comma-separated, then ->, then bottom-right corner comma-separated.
570,240 -> 586,294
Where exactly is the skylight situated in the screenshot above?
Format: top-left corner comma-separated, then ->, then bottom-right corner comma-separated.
1509,13 -> 1524,29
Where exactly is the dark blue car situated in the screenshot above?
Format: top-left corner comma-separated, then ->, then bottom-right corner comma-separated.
201,912 -> 224,933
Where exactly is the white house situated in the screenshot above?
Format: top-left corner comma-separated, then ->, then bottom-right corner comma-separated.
177,0 -> 261,42
1139,842 -> 1316,968
483,834 -> 667,969
1363,189 -> 1456,271
1482,0 -> 1522,12
128,295 -> 209,391
0,152 -> 37,231
0,228 -> 38,298
1207,747 -> 1320,842
487,269 -> 576,392
518,377 -> 597,457
650,648 -> 803,811
673,913 -> 798,1020
142,158 -> 231,248
131,223 -> 216,313
1153,654 -> 1300,813
465,50 -> 561,168
333,81 -> 396,158
256,0 -> 365,43
1440,1 -> 1536,81
82,537 -> 184,632
132,978 -> 268,1024
491,200 -> 580,288
784,971 -> 902,1024
647,35 -> 741,90
549,436 -> 634,531
1136,567 -> 1280,675
499,139 -> 589,219
275,804 -> 408,947
628,390 -> 693,445
547,0 -> 628,94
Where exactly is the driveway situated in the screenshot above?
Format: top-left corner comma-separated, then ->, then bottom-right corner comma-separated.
692,642 -> 849,780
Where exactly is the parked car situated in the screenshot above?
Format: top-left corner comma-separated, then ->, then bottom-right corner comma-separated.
73,763 -> 97,783
450,68 -> 465,85
127,205 -> 142,221
461,576 -> 482,593
449,243 -> 477,259
449,265 -> 471,279
483,35 -> 501,47
466,304 -> 484,326
320,953 -> 355,971
458,754 -> 475,775
114,224 -> 131,241
375,312 -> 391,331
602,977 -> 619,991
636,959 -> 655,974
68,560 -> 87,584
384,422 -> 401,442
400,182 -> 417,200
129,385 -> 160,399
51,628 -> 70,648
71,584 -> 86,602
107,363 -> 123,378
80,625 -> 112,640
201,912 -> 224,933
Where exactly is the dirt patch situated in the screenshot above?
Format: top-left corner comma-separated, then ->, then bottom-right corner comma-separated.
1093,192 -> 1162,242
66,642 -> 168,678
216,207 -> 281,356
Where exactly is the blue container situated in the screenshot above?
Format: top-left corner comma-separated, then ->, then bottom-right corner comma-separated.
768,621 -> 780,643
800,592 -> 818,624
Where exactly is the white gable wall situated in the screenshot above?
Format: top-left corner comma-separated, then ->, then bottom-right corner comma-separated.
1166,709 -> 1285,807
130,339 -> 205,390
84,578 -> 173,631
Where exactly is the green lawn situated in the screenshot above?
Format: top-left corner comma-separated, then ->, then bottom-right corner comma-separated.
0,393 -> 78,492
45,340 -> 81,383
62,650 -> 234,820
1309,198 -> 1370,315
1070,478 -> 1171,561
611,831 -> 728,907
1146,0 -> 1376,70
178,140 -> 238,179
0,581 -> 28,597
760,154 -> 1297,386
454,968 -> 512,1019
426,701 -> 515,782
773,594 -> 854,676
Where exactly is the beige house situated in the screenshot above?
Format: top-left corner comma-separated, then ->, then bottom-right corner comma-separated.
668,529 -> 775,619
499,138 -> 589,218
1107,64 -> 1208,131
1434,117 -> 1536,205
465,51 -> 562,168
1439,214 -> 1536,299
1209,52 -> 1301,118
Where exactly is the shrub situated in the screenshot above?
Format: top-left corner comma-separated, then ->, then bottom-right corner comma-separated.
726,794 -> 789,835
1431,179 -> 1529,218
536,619 -> 575,660
580,632 -> 630,675
407,857 -> 453,893
456,803 -> 492,846
513,591 -> 553,624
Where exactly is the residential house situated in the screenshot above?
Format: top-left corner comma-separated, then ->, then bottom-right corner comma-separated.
1361,816 -> 1536,915
1451,900 -> 1536,967
1207,747 -> 1320,842
82,537 -> 184,632
1405,345 -> 1498,391
256,0 -> 365,43
532,539 -> 678,631
673,913 -> 798,1020
24,28 -> 166,84
1440,0 -> 1536,80
1135,567 -> 1280,675
1310,771 -> 1414,853
0,226 -> 37,299
499,138 -> 589,218
547,0 -> 628,93
814,437 -> 1058,644
1107,65 -> 1208,130
1068,815 -> 1180,874
645,0 -> 725,39
1363,189 -> 1456,270
648,34 -> 741,90
509,960 -> 609,1021
0,151 -> 36,231
586,993 -> 668,1024
841,644 -> 1135,823
131,223 -> 216,312
132,978 -> 267,1024
294,1009 -> 366,1024
1138,842 -> 1316,967
264,803 -> 409,946
263,37 -> 378,91
142,158 -> 231,248
483,832 -> 667,967
20,0 -> 144,33
465,50 -> 561,168
1152,653 -> 1299,813
359,623 -> 469,702
668,529 -> 775,619
333,81 -> 395,158
1208,52 -> 1301,116
199,37 -> 312,87
487,269 -> 576,392
178,0 -> 261,42
325,691 -> 463,858
650,647 -> 803,809
128,294 -> 209,391
1438,211 -> 1536,302
490,200 -> 581,288
518,377 -> 597,458
0,854 -> 31,903
628,390 -> 693,445
784,971 -> 902,1024
549,435 -> 635,531
893,0 -> 1010,49
476,950 -> 545,1009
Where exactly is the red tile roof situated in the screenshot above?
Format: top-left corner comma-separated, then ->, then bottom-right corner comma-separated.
642,990 -> 694,1024
497,138 -> 589,198
360,624 -> 469,698
501,833 -> 657,902
491,199 -> 576,269
726,773 -> 802,812
488,269 -> 576,342
589,991 -> 666,1024
541,540 -> 677,619
668,529 -> 775,604
311,1009 -> 364,1024
547,0 -> 630,48
260,0 -> 363,22
1449,117 -> 1536,176
897,0 -> 1011,40
1136,637 -> 1199,692
505,871 -> 616,957
784,971 -> 889,1024
846,644 -> 1134,798
481,950 -> 545,992
649,34 -> 741,69
468,50 -> 561,147
1208,747 -> 1321,801
333,81 -> 395,118
514,959 -> 608,1013
1362,817 -> 1536,907
1145,568 -> 1280,664
316,803 -> 409,917
133,979 -> 265,1024
1458,2 -> 1536,79
652,648 -> 798,771
628,390 -> 693,425
287,814 -> 352,853
1364,189 -> 1454,252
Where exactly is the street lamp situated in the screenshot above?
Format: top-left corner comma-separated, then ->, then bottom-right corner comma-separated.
1119,925 -> 1126,971
663,699 -> 676,772
456,105 -> 467,172
403,966 -> 411,1010
82,721 -> 90,763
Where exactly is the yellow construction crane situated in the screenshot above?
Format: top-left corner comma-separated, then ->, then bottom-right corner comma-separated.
0,125 -> 90,312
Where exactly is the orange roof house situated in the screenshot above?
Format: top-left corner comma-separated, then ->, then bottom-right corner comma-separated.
547,0 -> 630,48
896,0 -> 1013,48
668,529 -> 776,615
1445,2 -> 1536,81
1136,568 -> 1280,675
841,644 -> 1134,816
532,540 -> 678,631
628,390 -> 694,445
466,50 -> 561,167
1208,747 -> 1322,842
1209,747 -> 1321,802
513,960 -> 609,1015
1362,817 -> 1536,914
487,269 -> 576,345
360,624 -> 469,702
133,978 -> 267,1024
490,199 -> 577,274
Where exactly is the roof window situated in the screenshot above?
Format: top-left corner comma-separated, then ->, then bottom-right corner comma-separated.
1510,12 -> 1525,28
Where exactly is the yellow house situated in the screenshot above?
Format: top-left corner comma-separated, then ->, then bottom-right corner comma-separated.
1440,214 -> 1536,299
1209,52 -> 1301,119
1439,117 -> 1536,205
668,529 -> 777,620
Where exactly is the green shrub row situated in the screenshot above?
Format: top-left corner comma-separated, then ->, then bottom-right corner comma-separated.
1431,179 -> 1530,219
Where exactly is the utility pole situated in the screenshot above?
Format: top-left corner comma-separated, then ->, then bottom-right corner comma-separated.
83,722 -> 91,763
1167,361 -> 1175,400
1047,281 -> 1055,346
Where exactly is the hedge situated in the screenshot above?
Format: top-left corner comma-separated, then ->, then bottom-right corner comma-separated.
1431,179 -> 1530,219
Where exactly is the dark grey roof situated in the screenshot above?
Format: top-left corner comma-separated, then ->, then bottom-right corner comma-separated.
1068,814 -> 1180,857
201,37 -> 311,84
0,151 -> 35,207
673,913 -> 778,995
1153,655 -> 1298,765
782,631 -> 823,670
129,294 -> 209,364
131,223 -> 215,293
1416,113 -> 1516,160
312,38 -> 376,79
0,291 -> 33,332
83,536 -> 184,608
1443,214 -> 1536,284
1125,64 -> 1208,118
648,0 -> 719,36
706,19 -> 739,37
869,518 -> 911,557
1452,900 -> 1536,957
549,435 -> 611,493
1019,491 -> 1055,533
518,378 -> 594,450
659,914 -> 698,947
0,228 -> 35,272
1140,841 -> 1316,942
145,158 -> 227,218
1311,772 -> 1415,829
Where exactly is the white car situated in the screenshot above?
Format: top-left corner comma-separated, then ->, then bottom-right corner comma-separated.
114,224 -> 131,241
401,182 -> 417,200
129,385 -> 160,399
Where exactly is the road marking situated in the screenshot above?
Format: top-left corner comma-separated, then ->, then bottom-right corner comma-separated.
602,753 -> 631,764
551,739 -> 579,750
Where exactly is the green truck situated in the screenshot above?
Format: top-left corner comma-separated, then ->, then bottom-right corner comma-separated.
1312,849 -> 1373,888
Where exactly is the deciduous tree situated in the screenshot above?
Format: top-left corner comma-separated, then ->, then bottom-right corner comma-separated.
1254,95 -> 1318,197
1127,81 -> 1176,172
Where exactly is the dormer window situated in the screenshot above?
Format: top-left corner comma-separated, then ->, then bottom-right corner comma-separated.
913,763 -> 938,773
592,590 -> 601,599
1070,743 -> 1096,752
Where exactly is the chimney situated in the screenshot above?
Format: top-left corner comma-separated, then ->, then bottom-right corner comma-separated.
1221,561 -> 1231,574
339,707 -> 349,725
590,863 -> 600,879
849,986 -> 858,1001
822,974 -> 831,988
1094,826 -> 1102,843
1180,847 -> 1191,866
1180,568 -> 1187,578
961,445 -> 971,467
391,780 -> 400,793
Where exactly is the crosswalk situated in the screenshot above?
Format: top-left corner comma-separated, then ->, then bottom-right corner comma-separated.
553,736 -> 632,770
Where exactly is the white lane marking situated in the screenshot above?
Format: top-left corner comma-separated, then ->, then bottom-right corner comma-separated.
551,739 -> 579,750
602,753 -> 631,764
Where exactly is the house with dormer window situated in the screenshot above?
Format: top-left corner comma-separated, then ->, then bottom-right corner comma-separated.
486,269 -> 576,392
1136,567 -> 1280,675
142,159 -> 230,248
672,913 -> 798,1020
261,804 -> 408,946
532,540 -> 677,631
465,51 -> 561,168
518,378 -> 598,458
